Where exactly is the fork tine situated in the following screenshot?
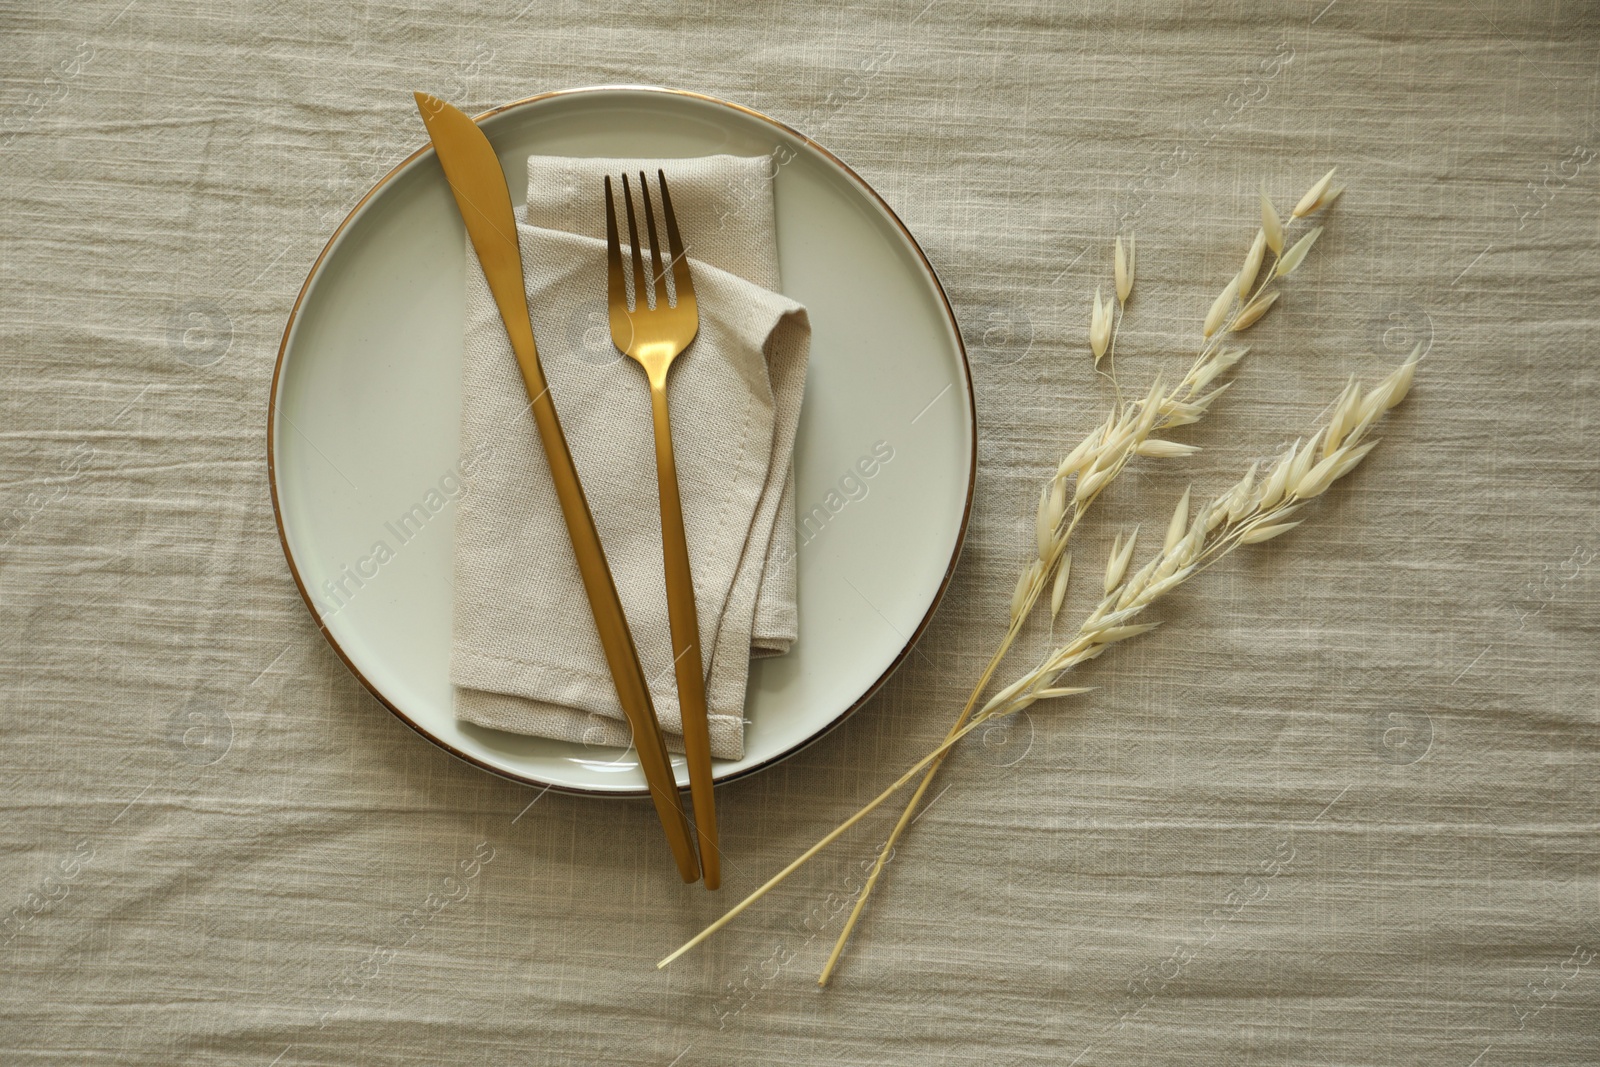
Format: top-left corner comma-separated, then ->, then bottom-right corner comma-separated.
620,172 -> 647,311
638,171 -> 668,309
603,176 -> 627,310
656,169 -> 694,306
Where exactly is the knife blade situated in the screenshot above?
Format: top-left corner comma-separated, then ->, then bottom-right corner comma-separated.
413,92 -> 700,884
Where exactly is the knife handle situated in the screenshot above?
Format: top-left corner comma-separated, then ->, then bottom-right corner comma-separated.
501,309 -> 700,884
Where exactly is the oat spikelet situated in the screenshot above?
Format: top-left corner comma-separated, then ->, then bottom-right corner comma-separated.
1134,439 -> 1200,459
1050,553 -> 1072,619
1258,442 -> 1297,511
1353,350 -> 1420,430
1287,434 -> 1323,495
1203,275 -> 1240,338
1289,428 -> 1323,486
1231,289 -> 1280,331
1102,532 -> 1121,591
1104,526 -> 1139,594
1011,559 -> 1042,621
1238,520 -> 1302,544
1186,346 -> 1246,398
1115,236 -> 1136,304
1226,460 -> 1261,521
1238,229 -> 1267,297
1329,439 -> 1379,482
1292,450 -> 1346,500
1059,422 -> 1105,477
1322,376 -> 1362,457
1377,344 -> 1423,411
1275,226 -> 1323,278
1261,186 -> 1284,254
1134,372 -> 1166,436
1090,287 -> 1112,363
1087,622 -> 1159,646
1293,167 -> 1338,218
1164,485 -> 1192,554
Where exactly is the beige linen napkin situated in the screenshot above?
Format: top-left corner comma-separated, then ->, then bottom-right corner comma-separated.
450,155 -> 809,760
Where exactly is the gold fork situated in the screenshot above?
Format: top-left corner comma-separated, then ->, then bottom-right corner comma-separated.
604,170 -> 721,890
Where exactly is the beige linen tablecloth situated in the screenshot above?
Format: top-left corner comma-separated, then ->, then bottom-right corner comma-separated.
1,2 -> 1596,1064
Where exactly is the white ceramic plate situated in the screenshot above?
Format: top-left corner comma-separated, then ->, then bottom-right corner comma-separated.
269,87 -> 975,795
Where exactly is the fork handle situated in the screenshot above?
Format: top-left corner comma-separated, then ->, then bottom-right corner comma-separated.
514,350 -> 700,884
648,378 -> 721,891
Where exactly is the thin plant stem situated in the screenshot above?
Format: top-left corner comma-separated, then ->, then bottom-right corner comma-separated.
1103,305 -> 1125,408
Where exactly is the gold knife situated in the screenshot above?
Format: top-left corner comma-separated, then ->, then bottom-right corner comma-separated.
413,92 -> 700,883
